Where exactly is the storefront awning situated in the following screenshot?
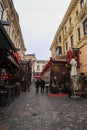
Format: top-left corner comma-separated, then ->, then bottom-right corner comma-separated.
7,55 -> 19,68
10,50 -> 21,63
0,21 -> 16,51
0,21 -> 20,68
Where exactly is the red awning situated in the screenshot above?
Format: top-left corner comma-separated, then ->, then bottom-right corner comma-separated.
40,58 -> 52,76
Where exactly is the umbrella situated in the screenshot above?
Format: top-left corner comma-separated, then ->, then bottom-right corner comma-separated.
70,58 -> 78,91
70,58 -> 77,76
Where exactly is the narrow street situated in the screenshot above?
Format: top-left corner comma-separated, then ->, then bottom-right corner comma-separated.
0,84 -> 87,130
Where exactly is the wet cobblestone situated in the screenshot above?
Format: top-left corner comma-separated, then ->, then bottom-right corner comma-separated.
0,84 -> 87,130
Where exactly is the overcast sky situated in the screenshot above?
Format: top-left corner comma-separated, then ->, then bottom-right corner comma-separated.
13,0 -> 71,60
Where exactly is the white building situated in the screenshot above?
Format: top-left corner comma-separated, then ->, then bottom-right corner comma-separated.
33,60 -> 48,80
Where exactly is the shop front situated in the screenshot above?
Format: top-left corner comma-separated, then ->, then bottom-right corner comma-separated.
0,21 -> 21,106
50,58 -> 70,94
19,61 -> 31,92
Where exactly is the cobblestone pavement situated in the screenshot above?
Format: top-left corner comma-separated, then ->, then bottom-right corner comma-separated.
0,84 -> 87,130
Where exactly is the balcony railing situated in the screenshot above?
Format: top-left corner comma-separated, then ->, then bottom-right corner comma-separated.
77,2 -> 87,21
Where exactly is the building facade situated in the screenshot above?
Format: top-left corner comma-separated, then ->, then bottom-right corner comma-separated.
0,0 -> 26,60
33,60 -> 48,80
24,54 -> 37,62
24,54 -> 37,81
50,0 -> 87,74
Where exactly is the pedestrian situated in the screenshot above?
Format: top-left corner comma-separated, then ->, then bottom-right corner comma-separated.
45,82 -> 49,94
35,77 -> 42,93
41,78 -> 45,94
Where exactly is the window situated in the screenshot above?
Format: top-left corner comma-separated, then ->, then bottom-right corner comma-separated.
77,28 -> 81,41
70,35 -> 74,48
0,4 -> 4,20
80,0 -> 86,8
69,17 -> 72,26
59,35 -> 62,43
65,42 -> 68,52
37,65 -> 40,71
65,26 -> 67,33
55,46 -> 62,57
83,19 -> 87,35
76,10 -> 78,17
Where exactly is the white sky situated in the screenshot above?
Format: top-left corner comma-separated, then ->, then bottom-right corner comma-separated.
13,0 -> 71,60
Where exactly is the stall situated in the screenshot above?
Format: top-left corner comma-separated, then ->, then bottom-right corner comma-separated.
0,21 -> 21,106
50,58 -> 70,94
40,57 -> 70,94
19,61 -> 31,92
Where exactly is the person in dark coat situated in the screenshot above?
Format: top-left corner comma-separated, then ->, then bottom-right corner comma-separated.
41,78 -> 45,94
35,77 -> 42,93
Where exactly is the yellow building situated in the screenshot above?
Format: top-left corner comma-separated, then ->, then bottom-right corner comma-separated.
0,0 -> 26,60
50,0 -> 87,74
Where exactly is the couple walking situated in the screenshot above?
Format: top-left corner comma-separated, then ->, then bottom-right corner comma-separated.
35,77 -> 45,94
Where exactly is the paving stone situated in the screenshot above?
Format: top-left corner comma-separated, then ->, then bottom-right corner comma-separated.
0,124 -> 9,130
0,84 -> 87,130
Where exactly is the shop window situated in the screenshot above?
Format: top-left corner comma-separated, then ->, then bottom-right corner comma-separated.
83,19 -> 87,35
77,28 -> 81,41
70,35 -> 74,48
80,0 -> 86,8
0,4 -> 4,20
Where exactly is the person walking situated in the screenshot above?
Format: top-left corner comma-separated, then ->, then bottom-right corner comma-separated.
35,77 -> 42,93
41,78 -> 45,94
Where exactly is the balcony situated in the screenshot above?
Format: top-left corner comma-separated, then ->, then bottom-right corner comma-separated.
77,2 -> 87,21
